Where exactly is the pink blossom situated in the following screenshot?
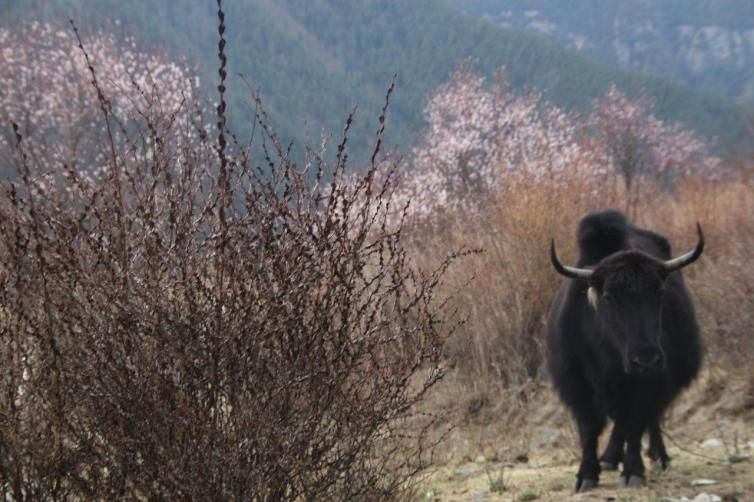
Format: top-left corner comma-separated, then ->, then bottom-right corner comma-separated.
394,71 -> 720,222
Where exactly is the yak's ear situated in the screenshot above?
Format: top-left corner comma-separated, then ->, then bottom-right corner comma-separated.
586,274 -> 604,310
587,286 -> 599,310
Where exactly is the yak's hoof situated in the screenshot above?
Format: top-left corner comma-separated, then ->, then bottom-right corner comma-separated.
619,474 -> 645,488
574,477 -> 597,492
600,461 -> 619,471
651,458 -> 670,472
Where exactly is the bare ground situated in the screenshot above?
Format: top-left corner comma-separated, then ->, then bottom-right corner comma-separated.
417,369 -> 754,501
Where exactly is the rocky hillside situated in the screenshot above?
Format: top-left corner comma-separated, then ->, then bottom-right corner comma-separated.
452,0 -> 754,103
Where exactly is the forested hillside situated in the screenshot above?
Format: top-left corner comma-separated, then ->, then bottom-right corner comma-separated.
1,0 -> 748,161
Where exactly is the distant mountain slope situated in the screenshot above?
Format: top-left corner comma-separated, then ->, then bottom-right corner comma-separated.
1,0 -> 748,162
451,0 -> 754,104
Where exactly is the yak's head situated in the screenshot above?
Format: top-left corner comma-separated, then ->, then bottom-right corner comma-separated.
551,224 -> 704,376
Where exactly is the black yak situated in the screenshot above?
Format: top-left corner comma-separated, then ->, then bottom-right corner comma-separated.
547,209 -> 703,492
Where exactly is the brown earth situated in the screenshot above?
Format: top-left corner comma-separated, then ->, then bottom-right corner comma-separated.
417,370 -> 754,501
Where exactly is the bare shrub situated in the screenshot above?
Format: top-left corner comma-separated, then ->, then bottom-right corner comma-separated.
0,7 -> 459,501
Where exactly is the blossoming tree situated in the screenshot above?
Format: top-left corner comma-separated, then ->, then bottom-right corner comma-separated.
0,22 -> 200,189
399,69 -> 720,220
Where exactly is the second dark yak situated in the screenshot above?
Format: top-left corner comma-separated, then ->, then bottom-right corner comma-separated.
547,209 -> 704,492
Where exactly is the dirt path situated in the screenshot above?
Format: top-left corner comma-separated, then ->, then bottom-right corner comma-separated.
422,440 -> 753,501
418,372 -> 754,501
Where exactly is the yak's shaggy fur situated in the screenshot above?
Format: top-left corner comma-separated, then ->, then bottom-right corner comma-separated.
547,209 -> 703,491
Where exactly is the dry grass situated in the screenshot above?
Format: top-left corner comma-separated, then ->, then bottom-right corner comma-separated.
407,168 -> 754,466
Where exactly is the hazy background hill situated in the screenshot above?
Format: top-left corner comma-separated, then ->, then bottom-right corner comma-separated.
2,0 -> 750,161
452,0 -> 754,104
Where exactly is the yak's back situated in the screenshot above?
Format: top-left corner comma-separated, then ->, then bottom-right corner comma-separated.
577,209 -> 672,266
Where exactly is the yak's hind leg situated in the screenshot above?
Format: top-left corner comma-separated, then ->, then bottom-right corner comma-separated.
573,409 -> 607,492
647,421 -> 671,470
599,421 -> 624,471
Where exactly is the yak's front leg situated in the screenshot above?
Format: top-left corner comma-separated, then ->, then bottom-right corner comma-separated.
574,410 -> 606,492
620,423 -> 647,488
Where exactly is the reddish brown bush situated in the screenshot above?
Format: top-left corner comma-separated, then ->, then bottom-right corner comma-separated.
0,7 -> 460,500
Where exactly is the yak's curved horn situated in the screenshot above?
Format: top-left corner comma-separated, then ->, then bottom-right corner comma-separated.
663,223 -> 704,272
550,239 -> 594,280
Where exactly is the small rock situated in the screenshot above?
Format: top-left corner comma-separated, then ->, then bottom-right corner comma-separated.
692,494 -> 722,502
691,479 -> 718,486
727,454 -> 751,463
700,438 -> 723,448
475,455 -> 486,463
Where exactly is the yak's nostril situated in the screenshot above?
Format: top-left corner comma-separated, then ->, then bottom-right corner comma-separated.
632,349 -> 661,368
